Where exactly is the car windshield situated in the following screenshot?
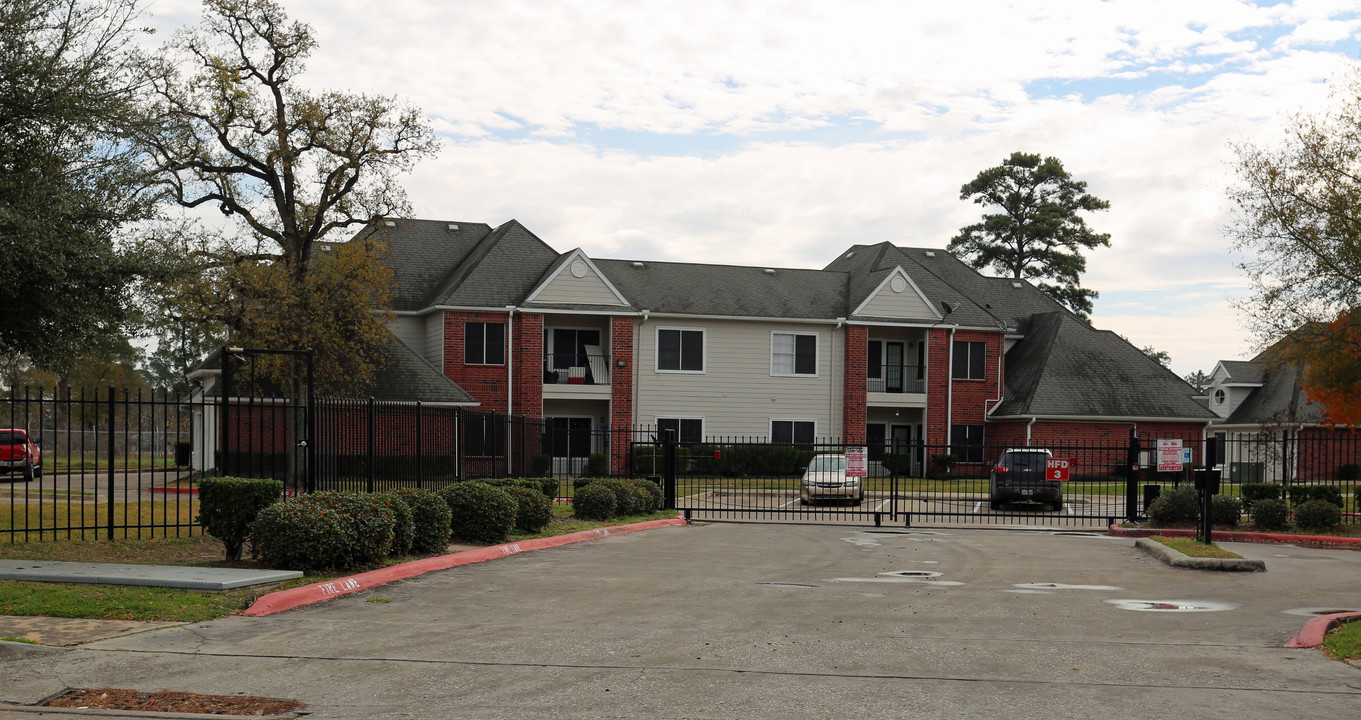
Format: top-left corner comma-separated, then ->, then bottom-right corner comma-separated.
1002,452 -> 1047,471
0,432 -> 21,444
808,456 -> 847,472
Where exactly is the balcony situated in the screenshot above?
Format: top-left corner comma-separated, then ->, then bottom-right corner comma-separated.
866,363 -> 926,407
543,352 -> 611,399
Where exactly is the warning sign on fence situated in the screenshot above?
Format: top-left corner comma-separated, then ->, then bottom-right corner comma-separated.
846,447 -> 867,477
1156,439 -> 1184,473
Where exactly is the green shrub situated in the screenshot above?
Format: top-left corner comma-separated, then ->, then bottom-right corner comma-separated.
1239,483 -> 1280,512
441,482 -> 516,544
530,454 -> 552,476
1338,463 -> 1360,481
250,498 -> 345,571
586,452 -> 609,476
615,481 -> 651,516
594,478 -> 633,514
507,486 -> 553,533
628,477 -> 663,513
1294,499 -> 1342,532
1286,485 -> 1343,508
1250,498 -> 1290,530
930,454 -> 959,473
1147,486 -> 1199,525
374,492 -> 414,556
573,483 -> 616,520
394,488 -> 451,554
515,477 -> 559,498
1210,495 -> 1241,527
880,453 -> 913,476
196,477 -> 284,561
299,492 -> 396,568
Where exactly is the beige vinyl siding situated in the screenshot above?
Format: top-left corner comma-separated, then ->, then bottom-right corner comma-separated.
388,315 -> 425,358
534,267 -> 626,305
424,312 -> 444,370
857,276 -> 934,319
634,318 -> 843,439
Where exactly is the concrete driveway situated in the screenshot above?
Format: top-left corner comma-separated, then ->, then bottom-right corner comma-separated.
3,522 -> 1360,719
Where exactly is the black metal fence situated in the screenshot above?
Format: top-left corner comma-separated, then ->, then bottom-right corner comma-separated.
3,384 -> 1358,541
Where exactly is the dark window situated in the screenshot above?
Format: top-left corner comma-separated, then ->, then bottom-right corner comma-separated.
772,420 -> 815,450
867,341 -> 882,379
950,424 -> 984,463
545,417 -> 592,458
657,418 -> 703,445
952,340 -> 985,380
465,322 -> 506,365
772,333 -> 817,375
464,414 -> 506,457
547,328 -> 601,371
658,329 -> 704,371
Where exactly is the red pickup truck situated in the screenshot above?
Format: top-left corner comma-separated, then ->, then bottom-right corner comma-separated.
0,428 -> 42,482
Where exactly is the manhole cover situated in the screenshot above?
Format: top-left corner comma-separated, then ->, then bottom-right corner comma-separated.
1283,607 -> 1361,617
1106,599 -> 1238,613
880,570 -> 943,578
1014,583 -> 1121,591
756,582 -> 818,589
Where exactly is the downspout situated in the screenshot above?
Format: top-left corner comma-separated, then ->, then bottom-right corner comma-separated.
505,305 -> 516,464
1026,416 -> 1036,445
834,317 -> 845,440
946,325 -> 957,449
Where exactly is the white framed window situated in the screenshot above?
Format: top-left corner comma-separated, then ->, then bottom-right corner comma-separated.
952,340 -> 985,380
656,417 -> 704,445
657,327 -> 705,373
465,322 -> 505,365
1213,388 -> 1226,405
771,419 -> 816,450
771,331 -> 818,377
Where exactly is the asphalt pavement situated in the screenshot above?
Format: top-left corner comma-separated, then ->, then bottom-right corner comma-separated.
2,522 -> 1360,719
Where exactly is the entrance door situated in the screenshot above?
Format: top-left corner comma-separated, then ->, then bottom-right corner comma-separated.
546,417 -> 592,475
884,342 -> 905,393
890,425 -> 913,475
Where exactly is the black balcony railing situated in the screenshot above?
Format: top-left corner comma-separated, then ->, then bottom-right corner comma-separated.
866,363 -> 925,394
543,353 -> 611,386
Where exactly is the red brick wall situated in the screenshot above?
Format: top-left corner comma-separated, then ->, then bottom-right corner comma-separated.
925,328 -> 1003,447
1297,427 -> 1361,481
512,313 -> 544,419
443,310 -> 511,414
842,325 -> 867,445
986,419 -> 1211,476
610,316 -> 636,473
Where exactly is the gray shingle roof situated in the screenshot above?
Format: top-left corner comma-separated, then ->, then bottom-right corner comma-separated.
992,312 -> 1214,420
1222,345 -> 1325,426
1219,360 -> 1265,385
353,219 -> 495,312
594,259 -> 847,319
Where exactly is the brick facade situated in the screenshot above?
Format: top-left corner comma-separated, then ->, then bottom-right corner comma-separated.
924,327 -> 1004,448
609,316 -> 636,473
443,310 -> 512,414
842,325 -> 868,445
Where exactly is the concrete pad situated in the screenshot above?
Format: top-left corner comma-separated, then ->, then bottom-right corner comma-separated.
0,615 -> 179,647
0,560 -> 301,591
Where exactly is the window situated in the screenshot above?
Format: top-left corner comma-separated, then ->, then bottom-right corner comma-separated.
950,424 -> 984,463
1213,388 -> 1226,405
772,420 -> 815,450
772,332 -> 817,376
656,417 -> 703,445
465,322 -> 505,365
464,414 -> 505,457
952,340 -> 985,380
657,328 -> 704,372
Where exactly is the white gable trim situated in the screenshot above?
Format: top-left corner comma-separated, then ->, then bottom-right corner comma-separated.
851,266 -> 941,320
524,249 -> 630,306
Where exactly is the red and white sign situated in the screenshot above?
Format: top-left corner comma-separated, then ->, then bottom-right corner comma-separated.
846,447 -> 867,478
1157,439 -> 1184,473
1046,458 -> 1071,482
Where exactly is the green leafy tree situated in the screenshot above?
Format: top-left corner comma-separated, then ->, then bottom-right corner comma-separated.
0,0 -> 157,371
1183,369 -> 1211,393
949,152 -> 1111,319
1229,66 -> 1361,426
136,0 -> 438,394
1142,346 -> 1171,368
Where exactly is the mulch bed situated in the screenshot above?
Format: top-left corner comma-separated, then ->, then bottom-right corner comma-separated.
44,687 -> 305,715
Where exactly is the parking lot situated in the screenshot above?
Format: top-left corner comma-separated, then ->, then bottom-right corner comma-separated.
4,522 -> 1359,719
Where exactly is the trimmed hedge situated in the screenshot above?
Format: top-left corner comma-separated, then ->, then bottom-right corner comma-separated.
507,485 -> 553,533
374,492 -> 414,556
630,478 -> 664,513
1250,498 -> 1290,530
299,492 -> 397,568
1339,463 -> 1360,481
1294,499 -> 1341,531
250,499 -> 345,571
441,482 -> 516,544
573,483 -> 616,520
394,488 -> 452,553
1210,495 -> 1241,527
1147,486 -> 1198,525
1239,483 -> 1280,512
1286,484 -> 1343,508
197,476 -> 284,560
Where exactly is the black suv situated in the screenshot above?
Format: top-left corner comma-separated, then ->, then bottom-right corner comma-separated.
988,448 -> 1061,511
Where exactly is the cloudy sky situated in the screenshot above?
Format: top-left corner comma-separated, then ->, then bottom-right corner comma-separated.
145,0 -> 1361,376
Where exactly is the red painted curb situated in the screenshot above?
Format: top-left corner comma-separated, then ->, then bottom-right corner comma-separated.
1287,611 -> 1361,648
1106,524 -> 1361,547
242,515 -> 688,616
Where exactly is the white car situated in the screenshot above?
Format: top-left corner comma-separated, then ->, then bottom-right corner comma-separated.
799,454 -> 862,505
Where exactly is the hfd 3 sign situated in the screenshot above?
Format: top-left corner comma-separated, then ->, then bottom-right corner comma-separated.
1046,458 -> 1071,482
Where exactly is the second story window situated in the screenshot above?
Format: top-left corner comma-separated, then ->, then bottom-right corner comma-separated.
657,328 -> 704,372
952,340 -> 985,380
771,332 -> 817,376
465,322 -> 505,365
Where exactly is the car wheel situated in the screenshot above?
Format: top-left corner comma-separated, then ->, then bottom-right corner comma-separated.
22,463 -> 34,482
989,498 -> 1002,511
799,497 -> 808,506
1050,500 -> 1063,512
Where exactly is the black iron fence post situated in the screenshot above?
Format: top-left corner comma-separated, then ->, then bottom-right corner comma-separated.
106,386 -> 115,540
415,401 -> 424,489
662,428 -> 677,510
366,397 -> 376,493
1125,428 -> 1141,523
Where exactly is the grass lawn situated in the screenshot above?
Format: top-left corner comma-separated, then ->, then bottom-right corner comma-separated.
0,499 -> 200,541
1148,535 -> 1244,559
0,504 -> 676,623
1323,618 -> 1361,663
